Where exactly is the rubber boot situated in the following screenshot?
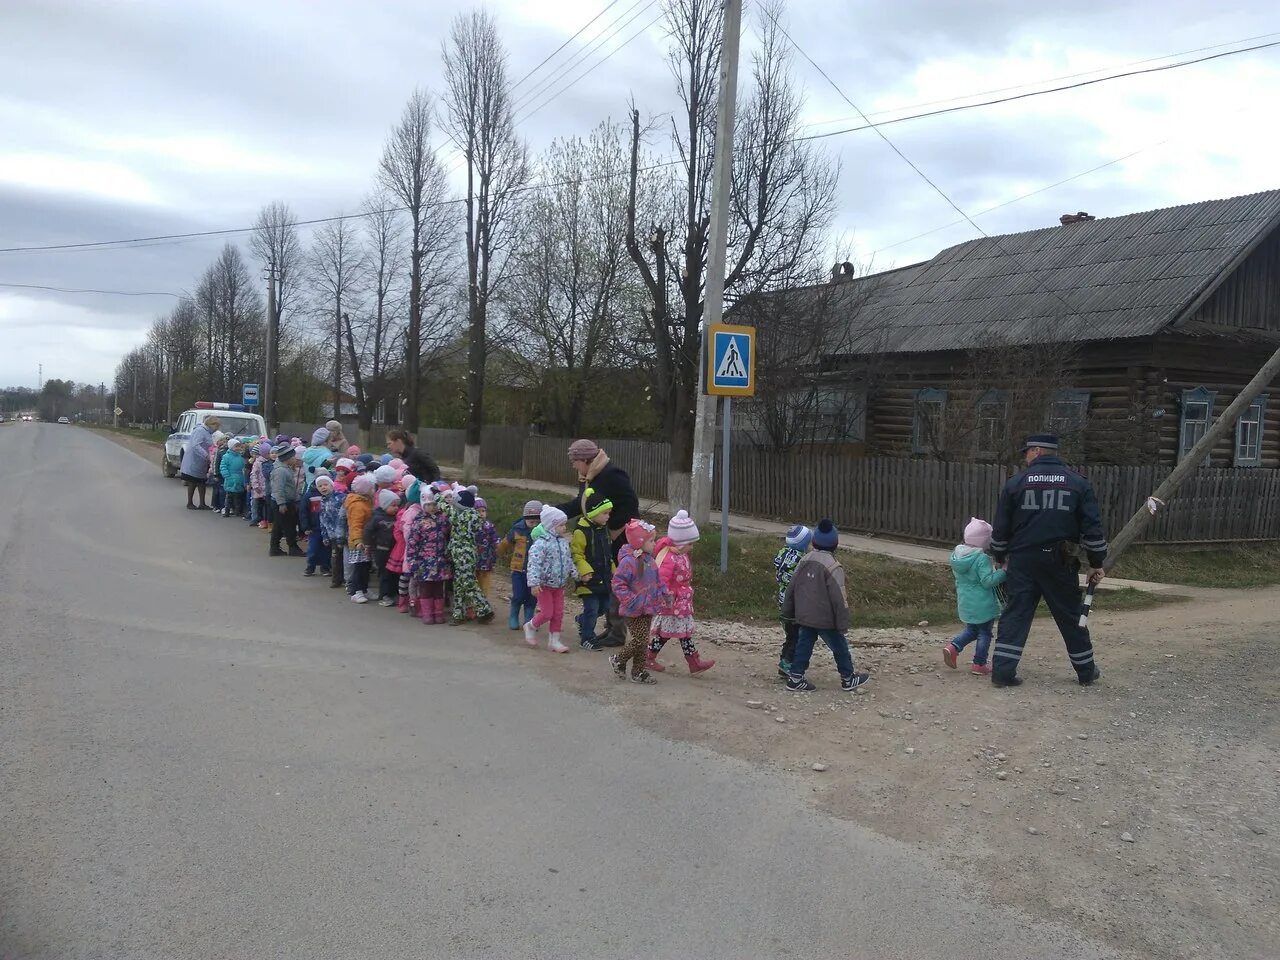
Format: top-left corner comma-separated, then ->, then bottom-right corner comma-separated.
508,599 -> 521,630
548,632 -> 569,654
397,596 -> 410,613
685,651 -> 716,674
434,598 -> 448,625
645,649 -> 666,673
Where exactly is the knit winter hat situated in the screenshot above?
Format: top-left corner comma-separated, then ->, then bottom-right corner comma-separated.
314,467 -> 330,478
584,488 -> 614,520
474,497 -> 487,510
357,453 -> 375,466
274,435 -> 289,444
813,518 -> 839,551
212,431 -> 226,444
625,518 -> 656,550
398,473 -> 417,492
567,438 -> 599,462
315,475 -> 334,493
667,510 -> 700,546
273,442 -> 295,460
373,464 -> 397,486
380,453 -> 392,465
346,445 -> 361,456
228,438 -> 242,451
540,504 -> 568,532
377,489 -> 401,510
964,517 -> 993,548
785,524 -> 814,552
351,475 -> 376,496
290,437 -> 302,446
311,427 -> 330,447
258,440 -> 272,456
389,458 -> 404,469
406,481 -> 421,504
523,499 -> 544,520
457,490 -> 476,508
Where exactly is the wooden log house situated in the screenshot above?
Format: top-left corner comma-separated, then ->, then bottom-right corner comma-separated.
738,190 -> 1280,468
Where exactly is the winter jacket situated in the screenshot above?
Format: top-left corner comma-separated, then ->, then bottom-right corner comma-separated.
400,443 -> 441,484
345,494 -> 373,549
570,517 -> 614,596
950,545 -> 1007,624
652,537 -> 694,618
526,533 -> 575,591
611,545 -> 668,618
261,459 -> 275,500
992,454 -> 1108,567
477,520 -> 499,573
498,519 -> 536,573
437,495 -> 482,573
271,459 -> 301,506
363,508 -> 397,572
557,451 -> 640,546
249,457 -> 267,498
390,503 -> 419,574
408,510 -> 452,582
773,546 -> 805,610
179,423 -> 214,479
783,549 -> 849,632
219,450 -> 247,494
209,444 -> 226,484
319,489 -> 348,542
303,481 -> 323,525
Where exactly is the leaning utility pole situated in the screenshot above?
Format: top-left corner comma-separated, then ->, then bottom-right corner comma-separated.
689,0 -> 743,526
1105,343 -> 1280,568
263,263 -> 278,432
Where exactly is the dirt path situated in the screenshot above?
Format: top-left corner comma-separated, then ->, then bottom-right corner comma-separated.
498,589 -> 1277,960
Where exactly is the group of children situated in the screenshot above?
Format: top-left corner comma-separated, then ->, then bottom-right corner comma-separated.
197,427 -> 1000,692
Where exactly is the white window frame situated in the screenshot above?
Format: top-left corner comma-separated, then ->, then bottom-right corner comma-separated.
1178,386 -> 1216,462
912,388 -> 947,454
1047,388 -> 1090,438
1234,394 -> 1267,467
976,389 -> 1009,458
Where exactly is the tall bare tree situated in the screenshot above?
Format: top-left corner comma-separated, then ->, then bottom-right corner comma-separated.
309,216 -> 367,420
249,202 -> 301,425
626,0 -> 839,502
379,89 -> 454,432
441,8 -> 530,479
503,122 -> 633,435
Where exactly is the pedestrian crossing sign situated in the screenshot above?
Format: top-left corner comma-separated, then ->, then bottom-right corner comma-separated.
706,323 -> 755,397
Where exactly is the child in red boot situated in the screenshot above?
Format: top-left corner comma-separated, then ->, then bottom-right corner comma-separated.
647,510 -> 714,675
407,489 -> 452,624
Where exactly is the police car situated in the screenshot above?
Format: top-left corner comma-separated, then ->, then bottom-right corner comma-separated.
163,401 -> 266,478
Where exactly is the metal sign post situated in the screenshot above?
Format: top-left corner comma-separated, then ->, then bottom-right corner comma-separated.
706,323 -> 755,573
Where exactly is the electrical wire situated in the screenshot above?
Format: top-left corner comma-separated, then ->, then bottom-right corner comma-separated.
510,0 -> 626,89
2,29 -> 1273,258
0,281 -> 181,297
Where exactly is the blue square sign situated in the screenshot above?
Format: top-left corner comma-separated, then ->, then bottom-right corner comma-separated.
242,383 -> 259,407
707,324 -> 754,396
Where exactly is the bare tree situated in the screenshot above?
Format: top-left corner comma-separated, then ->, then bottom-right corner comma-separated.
626,0 -> 839,502
502,122 -> 632,436
249,202 -> 301,424
309,216 -> 367,420
441,8 -> 531,479
379,89 -> 454,432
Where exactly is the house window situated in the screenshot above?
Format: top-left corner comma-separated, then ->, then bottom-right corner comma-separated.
1178,386 -> 1216,462
797,387 -> 866,443
912,388 -> 947,454
976,390 -> 1009,457
1234,395 -> 1267,467
1047,388 -> 1090,438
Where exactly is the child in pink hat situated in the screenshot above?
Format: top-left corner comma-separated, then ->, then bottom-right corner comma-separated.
942,517 -> 1007,676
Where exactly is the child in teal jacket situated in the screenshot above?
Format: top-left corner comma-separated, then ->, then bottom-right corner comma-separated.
943,517 -> 1007,676
219,440 -> 247,518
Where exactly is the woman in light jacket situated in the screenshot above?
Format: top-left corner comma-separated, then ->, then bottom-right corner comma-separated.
179,414 -> 219,510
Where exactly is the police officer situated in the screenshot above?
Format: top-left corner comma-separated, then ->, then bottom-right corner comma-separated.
989,433 -> 1107,687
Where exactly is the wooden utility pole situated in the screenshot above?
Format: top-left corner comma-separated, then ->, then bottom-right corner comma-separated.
689,0 -> 742,526
1105,344 -> 1280,568
263,263 -> 278,432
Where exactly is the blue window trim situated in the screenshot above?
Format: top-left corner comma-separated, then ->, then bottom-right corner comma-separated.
1234,393 -> 1268,467
1178,386 -> 1217,463
912,388 -> 947,454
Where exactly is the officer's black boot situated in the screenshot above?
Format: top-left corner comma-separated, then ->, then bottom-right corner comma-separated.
991,672 -> 1023,688
1077,664 -> 1101,686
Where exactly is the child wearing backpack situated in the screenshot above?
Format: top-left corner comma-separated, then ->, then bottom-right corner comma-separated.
942,517 -> 1007,676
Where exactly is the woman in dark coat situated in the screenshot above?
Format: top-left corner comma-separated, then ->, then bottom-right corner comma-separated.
385,428 -> 442,484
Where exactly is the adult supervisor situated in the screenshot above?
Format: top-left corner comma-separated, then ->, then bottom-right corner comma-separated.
385,428 -> 441,483
179,413 -> 219,510
989,433 -> 1107,688
558,438 -> 640,648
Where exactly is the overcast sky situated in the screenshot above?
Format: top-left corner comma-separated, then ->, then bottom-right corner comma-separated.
2,0 -> 1278,389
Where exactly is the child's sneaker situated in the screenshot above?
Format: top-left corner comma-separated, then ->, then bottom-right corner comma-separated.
942,642 -> 958,669
580,636 -> 602,651
378,597 -> 395,608
970,662 -> 992,676
786,676 -> 817,692
777,658 -> 792,680
303,567 -> 315,577
608,654 -> 626,679
841,672 -> 871,692
629,670 -> 656,685
351,592 -> 368,604
523,622 -> 539,647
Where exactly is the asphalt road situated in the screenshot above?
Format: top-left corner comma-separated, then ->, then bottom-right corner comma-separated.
0,424 -> 1127,960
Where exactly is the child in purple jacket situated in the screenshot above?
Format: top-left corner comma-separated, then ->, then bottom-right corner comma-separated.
608,519 -> 669,684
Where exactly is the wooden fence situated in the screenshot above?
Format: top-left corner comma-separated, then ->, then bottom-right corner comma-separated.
278,422 -> 526,472
523,435 -> 1280,544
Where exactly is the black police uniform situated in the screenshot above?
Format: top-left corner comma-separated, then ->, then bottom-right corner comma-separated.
990,444 -> 1108,683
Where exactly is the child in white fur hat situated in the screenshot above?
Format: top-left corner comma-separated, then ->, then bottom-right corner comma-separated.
646,510 -> 715,675
943,517 -> 1007,676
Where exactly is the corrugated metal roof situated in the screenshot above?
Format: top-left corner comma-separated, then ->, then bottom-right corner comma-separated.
817,189 -> 1280,354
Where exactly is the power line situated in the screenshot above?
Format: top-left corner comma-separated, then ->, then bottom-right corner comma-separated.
516,9 -> 666,125
4,32 -> 1274,258
511,0 -> 626,89
801,30 -> 1280,132
0,281 -> 181,297
794,38 -> 1280,144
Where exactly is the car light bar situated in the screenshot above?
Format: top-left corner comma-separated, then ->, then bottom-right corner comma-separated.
194,401 -> 247,411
